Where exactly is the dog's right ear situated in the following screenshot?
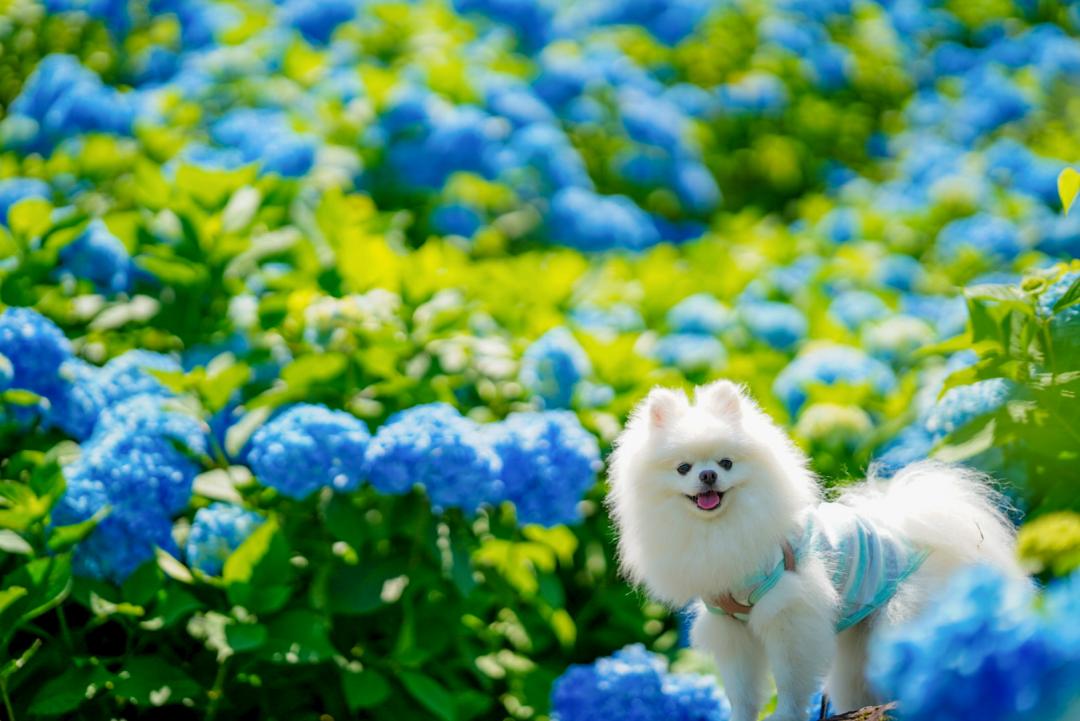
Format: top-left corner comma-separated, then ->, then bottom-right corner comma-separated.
644,387 -> 685,430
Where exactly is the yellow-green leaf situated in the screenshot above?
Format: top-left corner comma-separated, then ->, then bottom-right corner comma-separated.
1060,167 -> 1080,215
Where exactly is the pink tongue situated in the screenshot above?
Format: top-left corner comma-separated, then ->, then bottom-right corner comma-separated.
696,491 -> 721,510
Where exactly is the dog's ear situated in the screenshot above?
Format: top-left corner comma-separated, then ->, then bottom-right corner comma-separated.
644,387 -> 685,430
697,380 -> 743,420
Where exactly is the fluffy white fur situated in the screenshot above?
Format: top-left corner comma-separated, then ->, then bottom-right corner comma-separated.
606,381 -> 1024,721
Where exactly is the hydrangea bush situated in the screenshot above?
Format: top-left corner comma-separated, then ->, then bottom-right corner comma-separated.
0,0 -> 1078,718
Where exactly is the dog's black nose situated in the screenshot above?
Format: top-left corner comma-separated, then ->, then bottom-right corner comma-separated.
699,469 -> 717,485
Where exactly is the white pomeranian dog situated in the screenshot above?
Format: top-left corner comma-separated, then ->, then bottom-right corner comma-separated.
607,380 -> 1025,721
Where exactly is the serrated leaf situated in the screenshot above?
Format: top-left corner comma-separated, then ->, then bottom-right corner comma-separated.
343,669 -> 392,711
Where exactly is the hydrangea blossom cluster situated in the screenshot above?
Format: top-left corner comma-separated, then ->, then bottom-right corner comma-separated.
667,294 -> 735,336
650,334 -> 726,373
923,379 -> 1014,437
520,327 -> 592,409
773,344 -> 897,417
3,55 -> 136,154
738,301 -> 807,352
0,307 -> 74,409
551,644 -> 730,721
54,350 -> 181,440
185,503 -> 266,576
365,403 -> 503,512
1039,270 -> 1080,357
246,404 -> 371,500
486,411 -> 601,527
56,395 -> 209,582
869,566 -> 1080,721
58,219 -> 132,294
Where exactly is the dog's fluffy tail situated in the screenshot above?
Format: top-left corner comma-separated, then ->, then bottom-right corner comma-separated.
839,461 -> 1024,578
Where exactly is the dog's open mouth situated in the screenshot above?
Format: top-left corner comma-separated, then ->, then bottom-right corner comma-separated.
687,490 -> 723,511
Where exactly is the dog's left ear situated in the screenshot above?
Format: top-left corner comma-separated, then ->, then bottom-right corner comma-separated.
697,380 -> 743,421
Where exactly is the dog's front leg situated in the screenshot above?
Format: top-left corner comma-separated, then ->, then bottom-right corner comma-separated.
691,607 -> 768,721
750,572 -> 838,721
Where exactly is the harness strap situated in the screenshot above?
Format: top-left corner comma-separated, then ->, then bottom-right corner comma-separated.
707,540 -> 797,618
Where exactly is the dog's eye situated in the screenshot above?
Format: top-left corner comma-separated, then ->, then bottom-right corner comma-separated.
719,458 -> 733,471
677,463 -> 692,475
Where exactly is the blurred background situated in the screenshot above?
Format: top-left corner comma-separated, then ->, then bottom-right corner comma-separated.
0,0 -> 1078,719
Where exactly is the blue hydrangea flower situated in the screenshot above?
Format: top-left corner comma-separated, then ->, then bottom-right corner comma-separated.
487,411 -> 600,527
0,178 -> 50,225
876,254 -> 926,292
570,304 -> 645,335
53,350 -> 180,440
56,394 -> 208,583
44,0 -> 130,35
6,55 -> 135,154
185,503 -> 265,576
739,301 -> 807,351
247,404 -> 371,500
874,424 -> 936,475
279,0 -> 357,44
66,513 -> 176,585
520,327 -> 591,409
1038,270 -> 1080,358
211,109 -> 316,178
923,379 -> 1013,437
548,187 -> 661,251
365,403 -> 502,513
869,566 -> 1080,721
0,307 -> 73,405
937,214 -> 1024,263
58,219 -> 131,294
901,294 -> 969,338
667,294 -> 735,335
773,345 -> 897,417
551,644 -> 730,721
828,290 -> 890,331
652,334 -> 727,373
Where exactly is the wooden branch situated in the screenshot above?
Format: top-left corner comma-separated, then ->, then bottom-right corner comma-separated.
823,703 -> 897,721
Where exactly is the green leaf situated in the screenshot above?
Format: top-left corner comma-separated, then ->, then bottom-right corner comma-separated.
548,607 -> 576,647
225,622 -> 268,653
8,198 -> 53,239
27,665 -> 106,716
122,561 -> 164,606
0,530 -> 33,555
146,587 -> 203,629
399,671 -> 457,721
47,507 -> 108,552
281,353 -> 348,390
342,668 -> 392,711
156,548 -> 195,584
202,362 -> 251,412
223,519 -> 293,614
1,554 -> 72,624
326,561 -> 397,615
1051,276 -> 1080,314
113,656 -> 201,706
0,587 -> 28,616
134,254 -> 207,287
1059,167 -> 1080,214
262,610 -> 335,664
